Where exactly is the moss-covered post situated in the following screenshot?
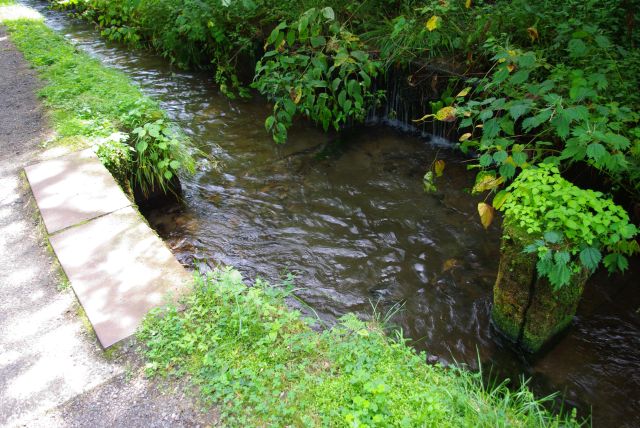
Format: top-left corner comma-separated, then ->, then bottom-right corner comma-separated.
490,164 -> 638,353
492,225 -> 589,352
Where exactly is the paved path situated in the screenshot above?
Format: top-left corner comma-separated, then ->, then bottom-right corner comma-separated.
0,24 -> 213,427
0,25 -> 121,426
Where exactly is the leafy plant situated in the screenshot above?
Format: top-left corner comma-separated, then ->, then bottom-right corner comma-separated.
499,163 -> 638,288
129,119 -> 192,196
95,131 -> 133,187
139,267 -> 582,426
456,25 -> 640,198
253,7 -> 384,143
2,15 -> 193,196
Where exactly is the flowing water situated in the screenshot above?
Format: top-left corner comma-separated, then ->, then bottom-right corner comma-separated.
21,2 -> 640,425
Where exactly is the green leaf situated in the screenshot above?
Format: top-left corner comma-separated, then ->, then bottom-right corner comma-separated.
286,29 -> 296,47
310,36 -> 326,48
554,250 -> 570,265
338,90 -> 347,107
492,190 -> 510,210
603,253 -> 629,273
351,50 -> 368,63
283,99 -> 296,117
508,100 -> 532,121
512,151 -> 527,166
500,118 -> 514,135
568,39 -> 587,57
579,247 -> 601,271
479,153 -> 493,167
601,133 -> 630,150
169,160 -> 181,170
522,109 -> 552,131
493,150 -> 508,164
586,143 -> 606,161
265,116 -> 275,131
321,6 -> 335,20
544,230 -> 562,244
549,262 -> 571,288
509,70 -> 529,85
498,163 -> 516,179
483,118 -> 500,139
595,35 -> 611,48
136,141 -> 148,153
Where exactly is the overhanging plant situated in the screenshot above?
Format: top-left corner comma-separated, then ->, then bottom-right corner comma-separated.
498,162 -> 638,289
490,162 -> 638,351
253,7 -> 384,143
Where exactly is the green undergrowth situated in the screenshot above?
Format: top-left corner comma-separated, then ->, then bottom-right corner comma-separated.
0,4 -> 193,196
50,0 -> 640,205
139,267 -> 583,427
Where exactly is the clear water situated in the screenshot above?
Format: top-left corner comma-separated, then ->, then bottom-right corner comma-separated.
22,1 -> 640,425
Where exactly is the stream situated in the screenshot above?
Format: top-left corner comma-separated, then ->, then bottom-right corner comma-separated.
22,1 -> 640,425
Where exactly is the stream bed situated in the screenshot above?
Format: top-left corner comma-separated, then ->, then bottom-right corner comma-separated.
23,1 -> 640,425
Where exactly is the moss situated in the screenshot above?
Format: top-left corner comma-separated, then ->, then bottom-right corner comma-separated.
520,269 -> 589,352
491,223 -> 537,343
492,223 -> 590,352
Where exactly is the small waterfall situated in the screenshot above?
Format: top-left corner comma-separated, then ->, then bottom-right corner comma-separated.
366,63 -> 458,147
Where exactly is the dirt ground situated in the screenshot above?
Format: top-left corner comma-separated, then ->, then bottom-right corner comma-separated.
0,25 -> 216,427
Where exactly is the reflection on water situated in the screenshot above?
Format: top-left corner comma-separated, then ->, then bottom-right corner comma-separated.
24,1 -> 640,425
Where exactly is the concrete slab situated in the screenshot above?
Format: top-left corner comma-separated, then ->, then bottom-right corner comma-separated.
24,149 -> 132,234
49,206 -> 192,348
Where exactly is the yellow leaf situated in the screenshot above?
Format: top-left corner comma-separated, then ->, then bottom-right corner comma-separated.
459,132 -> 472,142
442,258 -> 459,272
455,87 -> 471,98
412,113 -> 434,123
434,160 -> 445,177
426,15 -> 442,32
435,106 -> 456,122
465,0 -> 472,8
527,27 -> 539,42
472,174 -> 505,193
477,202 -> 495,230
294,87 -> 302,104
507,64 -> 515,73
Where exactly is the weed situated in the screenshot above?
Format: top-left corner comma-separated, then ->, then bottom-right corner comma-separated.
139,267 -> 583,427
1,8 -> 194,196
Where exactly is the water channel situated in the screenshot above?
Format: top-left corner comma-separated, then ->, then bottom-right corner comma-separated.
22,1 -> 640,425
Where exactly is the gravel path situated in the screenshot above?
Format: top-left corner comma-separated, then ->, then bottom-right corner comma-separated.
0,25 -> 215,427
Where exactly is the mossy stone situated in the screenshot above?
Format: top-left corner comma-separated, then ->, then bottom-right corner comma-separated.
491,223 -> 590,352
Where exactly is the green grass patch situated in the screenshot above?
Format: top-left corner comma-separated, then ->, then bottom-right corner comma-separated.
139,267 -> 583,427
0,5 -> 192,195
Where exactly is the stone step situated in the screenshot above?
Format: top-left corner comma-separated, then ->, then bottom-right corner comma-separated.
24,149 -> 131,234
25,149 -> 191,348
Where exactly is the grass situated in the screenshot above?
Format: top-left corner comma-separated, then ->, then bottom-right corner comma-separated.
139,267 -> 584,427
0,3 -> 192,194
1,5 -> 150,147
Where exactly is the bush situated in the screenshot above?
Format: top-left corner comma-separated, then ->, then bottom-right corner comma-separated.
253,7 -> 384,143
499,163 -> 638,288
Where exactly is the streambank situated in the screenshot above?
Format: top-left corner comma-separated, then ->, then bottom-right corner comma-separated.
0,15 -> 211,426
1,4 -> 583,426
12,1 -> 640,425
